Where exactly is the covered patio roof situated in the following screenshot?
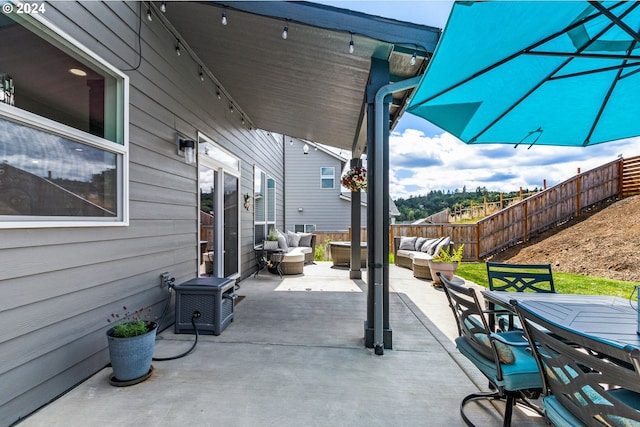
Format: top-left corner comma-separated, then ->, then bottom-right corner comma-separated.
163,1 -> 440,156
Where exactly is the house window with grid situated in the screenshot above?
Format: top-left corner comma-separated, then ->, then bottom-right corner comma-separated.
320,167 -> 335,189
254,167 -> 276,245
0,13 -> 128,228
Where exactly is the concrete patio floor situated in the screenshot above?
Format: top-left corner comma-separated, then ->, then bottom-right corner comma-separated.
17,262 -> 546,427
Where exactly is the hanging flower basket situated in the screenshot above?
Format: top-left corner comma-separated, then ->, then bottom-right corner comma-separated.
341,166 -> 367,191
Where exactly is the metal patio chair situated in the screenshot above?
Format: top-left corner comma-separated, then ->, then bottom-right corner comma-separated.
514,301 -> 640,427
486,262 -> 555,332
438,273 -> 542,427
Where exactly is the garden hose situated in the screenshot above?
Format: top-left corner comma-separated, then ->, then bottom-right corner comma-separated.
153,312 -> 200,361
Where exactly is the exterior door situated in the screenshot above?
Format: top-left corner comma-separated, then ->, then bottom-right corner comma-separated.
198,133 -> 240,279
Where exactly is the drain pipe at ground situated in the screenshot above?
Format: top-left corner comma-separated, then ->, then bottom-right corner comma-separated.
373,76 -> 422,355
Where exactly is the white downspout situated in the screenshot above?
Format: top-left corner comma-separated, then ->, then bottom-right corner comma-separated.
373,75 -> 422,355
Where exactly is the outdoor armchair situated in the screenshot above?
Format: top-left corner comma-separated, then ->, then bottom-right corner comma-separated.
438,273 -> 542,427
514,301 -> 640,427
486,262 -> 555,332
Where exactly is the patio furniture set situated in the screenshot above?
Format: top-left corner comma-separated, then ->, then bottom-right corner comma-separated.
439,262 -> 640,427
255,232 -> 316,277
393,235 -> 453,279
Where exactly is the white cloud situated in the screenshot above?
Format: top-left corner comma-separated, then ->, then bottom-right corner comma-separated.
389,128 -> 638,199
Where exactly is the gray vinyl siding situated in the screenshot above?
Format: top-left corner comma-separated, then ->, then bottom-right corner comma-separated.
284,140 -> 366,232
0,2 -> 283,425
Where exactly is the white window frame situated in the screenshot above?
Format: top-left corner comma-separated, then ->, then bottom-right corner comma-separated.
253,166 -> 276,246
198,132 -> 241,279
320,167 -> 335,189
0,11 -> 129,228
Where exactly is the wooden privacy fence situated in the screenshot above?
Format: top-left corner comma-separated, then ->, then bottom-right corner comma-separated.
314,157 -> 640,262
622,155 -> 640,197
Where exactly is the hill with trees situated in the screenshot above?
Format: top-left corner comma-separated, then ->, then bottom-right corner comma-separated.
394,186 -> 538,222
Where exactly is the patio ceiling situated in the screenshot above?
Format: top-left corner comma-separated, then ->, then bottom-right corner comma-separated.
163,1 -> 440,156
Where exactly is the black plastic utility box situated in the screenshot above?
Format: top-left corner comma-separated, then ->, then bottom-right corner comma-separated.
174,277 -> 236,336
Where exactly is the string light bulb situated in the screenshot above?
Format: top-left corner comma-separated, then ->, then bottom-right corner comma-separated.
160,1 -> 166,13
146,7 -> 152,21
349,34 -> 354,54
282,24 -> 288,40
221,12 -> 227,26
410,52 -> 417,66
199,66 -> 204,81
241,115 -> 245,125
216,87 -> 221,100
229,103 -> 234,113
175,41 -> 181,56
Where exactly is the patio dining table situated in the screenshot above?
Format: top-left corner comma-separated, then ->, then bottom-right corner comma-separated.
481,291 -> 640,348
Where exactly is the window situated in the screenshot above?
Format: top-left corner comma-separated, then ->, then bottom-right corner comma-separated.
0,13 -> 128,227
294,224 -> 316,233
321,167 -> 335,189
254,167 -> 276,245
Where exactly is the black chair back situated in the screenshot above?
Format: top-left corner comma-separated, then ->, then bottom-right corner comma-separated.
486,262 -> 555,331
514,301 -> 640,427
486,262 -> 555,293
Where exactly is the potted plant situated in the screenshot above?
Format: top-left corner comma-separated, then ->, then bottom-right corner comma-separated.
106,306 -> 157,386
341,165 -> 367,192
263,228 -> 279,250
429,244 -> 464,286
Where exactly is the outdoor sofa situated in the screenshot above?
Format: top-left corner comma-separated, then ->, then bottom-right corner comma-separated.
393,236 -> 452,279
273,231 -> 316,275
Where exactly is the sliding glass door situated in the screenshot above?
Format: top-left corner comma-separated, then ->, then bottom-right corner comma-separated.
198,134 -> 240,278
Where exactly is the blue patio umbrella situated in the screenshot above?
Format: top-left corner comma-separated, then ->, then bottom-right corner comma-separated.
407,1 -> 640,147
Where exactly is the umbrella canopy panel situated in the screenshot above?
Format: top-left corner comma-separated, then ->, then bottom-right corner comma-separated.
408,1 -> 640,147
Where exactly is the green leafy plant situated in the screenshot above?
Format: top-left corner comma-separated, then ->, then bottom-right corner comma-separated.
433,244 -> 464,264
107,306 -> 156,338
267,228 -> 279,241
315,239 -> 330,261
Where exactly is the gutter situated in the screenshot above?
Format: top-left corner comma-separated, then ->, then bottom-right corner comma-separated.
372,75 -> 422,355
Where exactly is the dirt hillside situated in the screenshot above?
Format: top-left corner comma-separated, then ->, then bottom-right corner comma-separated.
488,194 -> 640,282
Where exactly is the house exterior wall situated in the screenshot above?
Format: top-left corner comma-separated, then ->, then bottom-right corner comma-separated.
284,139 -> 366,232
0,2 -> 283,424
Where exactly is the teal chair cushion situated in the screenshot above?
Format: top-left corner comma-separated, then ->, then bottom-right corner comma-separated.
544,389 -> 640,427
455,336 -> 542,391
543,395 -> 586,427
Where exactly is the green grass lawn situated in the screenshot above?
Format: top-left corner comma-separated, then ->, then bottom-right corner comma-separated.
457,262 -> 640,300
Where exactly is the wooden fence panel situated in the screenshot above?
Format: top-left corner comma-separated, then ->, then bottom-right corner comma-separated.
623,155 -> 640,196
315,159 -> 627,262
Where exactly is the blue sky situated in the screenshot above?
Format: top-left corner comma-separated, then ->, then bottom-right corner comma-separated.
314,1 -> 638,199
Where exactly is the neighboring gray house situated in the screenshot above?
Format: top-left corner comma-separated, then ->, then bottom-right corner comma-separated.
284,138 -> 400,231
0,2 -> 438,424
284,138 -> 366,232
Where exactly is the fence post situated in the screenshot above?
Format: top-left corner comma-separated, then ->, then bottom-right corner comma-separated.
500,193 -> 503,209
576,168 -> 581,217
523,201 -> 529,242
618,158 -> 624,198
476,222 -> 481,261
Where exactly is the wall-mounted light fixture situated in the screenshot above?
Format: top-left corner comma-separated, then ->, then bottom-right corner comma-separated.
298,207 -> 304,212
303,143 -> 309,154
176,136 -> 196,165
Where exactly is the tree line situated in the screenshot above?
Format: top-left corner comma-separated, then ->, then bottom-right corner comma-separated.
394,186 -> 538,222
